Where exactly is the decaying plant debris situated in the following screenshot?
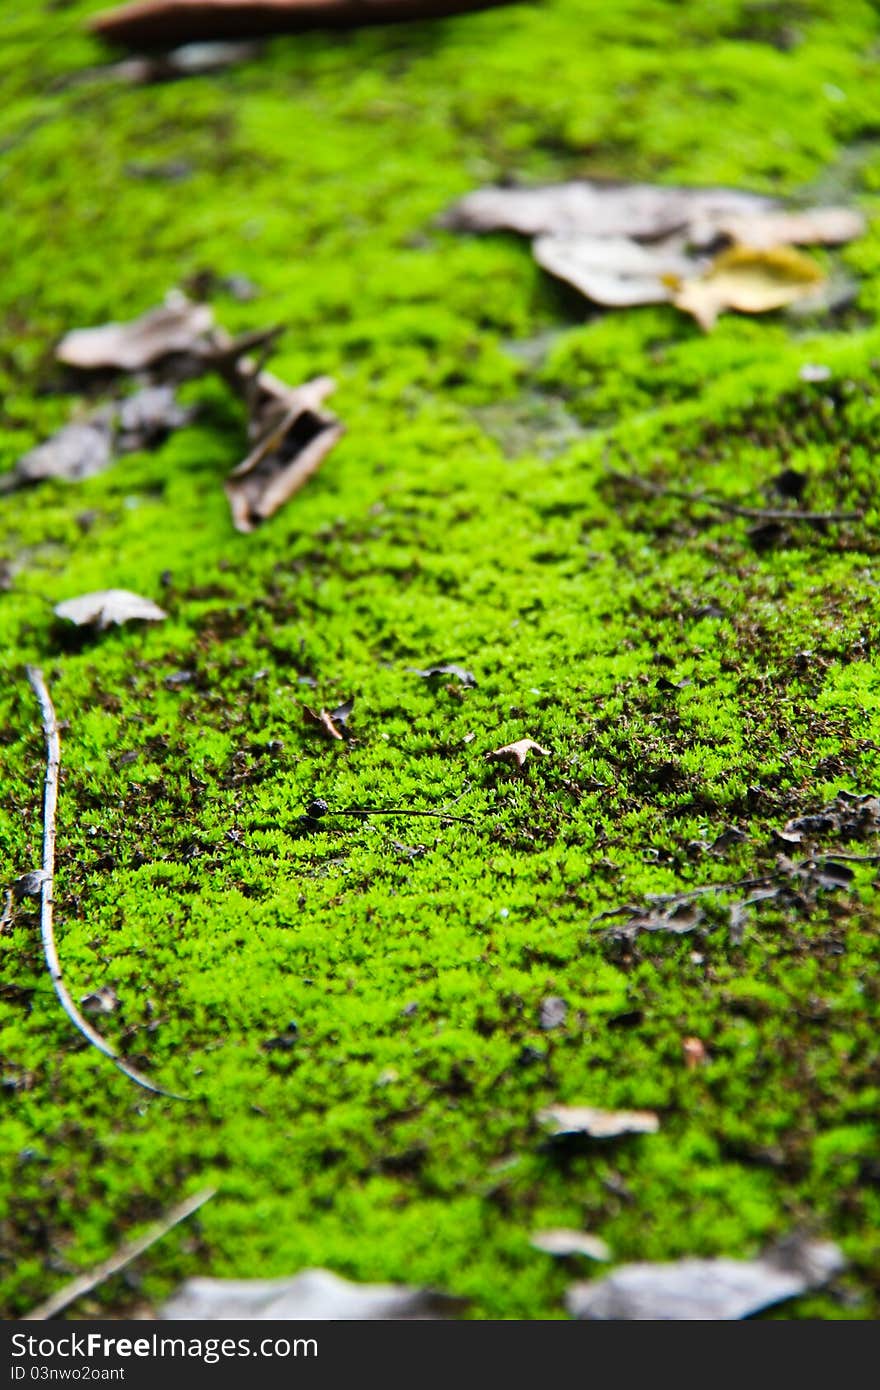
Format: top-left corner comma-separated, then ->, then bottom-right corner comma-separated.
565,1236 -> 844,1320
4,294 -> 343,529
444,178 -> 866,327
159,1268 -> 466,1319
54,588 -> 168,630
89,0 -> 517,49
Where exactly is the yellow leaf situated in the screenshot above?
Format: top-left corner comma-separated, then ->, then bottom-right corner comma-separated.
668,245 -> 825,331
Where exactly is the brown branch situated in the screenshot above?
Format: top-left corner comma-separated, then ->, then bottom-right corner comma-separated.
23,1186 -> 216,1321
90,0 -> 517,50
608,470 -> 862,525
26,666 -> 186,1100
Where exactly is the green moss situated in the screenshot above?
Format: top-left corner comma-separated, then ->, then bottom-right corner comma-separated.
1,0 -> 879,1320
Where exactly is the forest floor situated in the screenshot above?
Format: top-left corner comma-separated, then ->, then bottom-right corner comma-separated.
1,0 -> 879,1319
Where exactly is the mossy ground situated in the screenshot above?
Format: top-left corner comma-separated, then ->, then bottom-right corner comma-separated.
2,0 -> 880,1320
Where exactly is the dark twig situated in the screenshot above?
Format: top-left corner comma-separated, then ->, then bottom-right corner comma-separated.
26,666 -> 185,1100
608,470 -> 863,524
306,798 -> 475,825
23,1186 -> 215,1321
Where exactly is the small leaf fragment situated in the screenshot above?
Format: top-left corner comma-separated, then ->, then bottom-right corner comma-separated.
531,1230 -> 612,1262
486,738 -> 551,769
538,1105 -> 660,1139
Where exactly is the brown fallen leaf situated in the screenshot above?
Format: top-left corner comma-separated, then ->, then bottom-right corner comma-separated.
531,1230 -> 612,1262
668,245 -> 825,331
538,1105 -> 660,1139
486,738 -> 551,769
54,590 -> 168,630
711,206 -> 865,251
533,233 -> 696,308
56,292 -> 215,371
90,0 -> 515,48
443,180 -> 773,241
565,1236 -> 844,1320
224,375 -> 343,532
159,1268 -> 465,1319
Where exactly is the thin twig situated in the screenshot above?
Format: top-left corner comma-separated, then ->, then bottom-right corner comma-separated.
608,470 -> 862,524
23,1186 -> 216,1321
26,666 -> 185,1100
326,806 -> 476,824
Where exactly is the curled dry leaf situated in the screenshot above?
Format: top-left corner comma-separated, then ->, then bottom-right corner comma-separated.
224,375 -> 343,532
443,181 -> 772,240
56,292 -> 215,372
54,589 -> 168,630
159,1268 -> 464,1320
534,234 -> 695,308
531,1230 -> 611,1262
566,1237 -> 844,1320
668,245 -> 825,331
538,1105 -> 660,1139
486,738 -> 551,769
80,985 -> 119,1016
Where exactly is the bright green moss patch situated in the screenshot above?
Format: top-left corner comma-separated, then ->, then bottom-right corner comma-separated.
1,0 -> 880,1320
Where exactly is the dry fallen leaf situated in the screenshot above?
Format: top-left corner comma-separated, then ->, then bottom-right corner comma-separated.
303,701 -> 352,741
533,234 -> 696,307
538,1105 -> 660,1139
54,590 -> 168,630
669,245 -> 825,331
224,375 -> 343,532
711,206 -> 865,251
443,180 -> 772,240
159,1269 -> 464,1320
486,738 -> 551,769
412,663 -> 477,687
531,1230 -> 612,1262
8,418 -> 114,488
566,1237 -> 844,1320
56,292 -> 215,371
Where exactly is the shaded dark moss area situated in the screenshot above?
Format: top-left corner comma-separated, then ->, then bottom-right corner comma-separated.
1,0 -> 879,1319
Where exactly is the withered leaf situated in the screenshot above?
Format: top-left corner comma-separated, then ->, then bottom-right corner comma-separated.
303,701 -> 353,741
531,1230 -> 611,1262
783,790 -> 880,841
443,181 -> 772,240
54,589 -> 168,630
538,1105 -> 660,1139
412,663 -> 477,687
710,206 -> 864,250
10,418 -> 113,487
12,870 -> 49,901
566,1237 -> 844,1320
486,738 -> 551,769
56,293 -> 215,372
534,234 -> 695,308
224,375 -> 343,532
669,245 -> 825,331
159,1269 -> 464,1320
